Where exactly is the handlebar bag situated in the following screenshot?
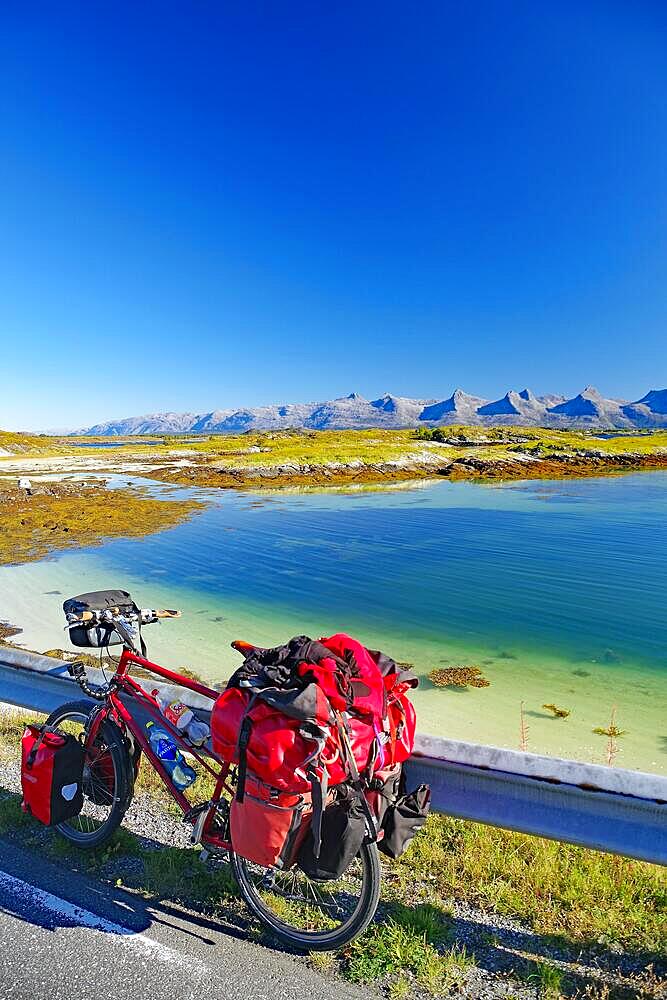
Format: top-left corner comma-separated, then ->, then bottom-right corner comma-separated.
21,724 -> 85,826
229,775 -> 311,869
64,590 -> 140,648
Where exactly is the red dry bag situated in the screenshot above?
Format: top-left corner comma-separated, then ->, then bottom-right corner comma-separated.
21,725 -> 85,826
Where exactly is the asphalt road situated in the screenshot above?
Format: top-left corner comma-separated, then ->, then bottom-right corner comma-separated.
0,840 -> 368,1000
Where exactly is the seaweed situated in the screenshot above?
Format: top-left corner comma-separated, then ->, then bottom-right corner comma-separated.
0,484 -> 205,567
428,666 -> 490,689
542,703 -> 571,719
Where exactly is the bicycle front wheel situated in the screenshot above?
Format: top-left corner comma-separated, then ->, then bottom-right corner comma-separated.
231,841 -> 381,951
45,700 -> 133,849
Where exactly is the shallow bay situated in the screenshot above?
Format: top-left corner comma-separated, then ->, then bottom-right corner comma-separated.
2,472 -> 665,774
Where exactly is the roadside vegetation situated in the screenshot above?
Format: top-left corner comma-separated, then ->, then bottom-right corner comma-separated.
0,707 -> 664,998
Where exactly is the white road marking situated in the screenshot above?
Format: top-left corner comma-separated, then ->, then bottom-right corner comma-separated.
0,869 -> 207,970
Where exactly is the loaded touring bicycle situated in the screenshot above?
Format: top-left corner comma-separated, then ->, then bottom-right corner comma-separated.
21,590 -> 430,950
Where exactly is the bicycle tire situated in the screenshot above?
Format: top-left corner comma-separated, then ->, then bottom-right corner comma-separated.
45,699 -> 133,849
231,840 -> 381,952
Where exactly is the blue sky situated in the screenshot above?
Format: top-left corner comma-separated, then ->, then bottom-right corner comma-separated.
1,2 -> 666,430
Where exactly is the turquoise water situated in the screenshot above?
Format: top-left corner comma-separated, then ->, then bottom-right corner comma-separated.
2,472 -> 666,773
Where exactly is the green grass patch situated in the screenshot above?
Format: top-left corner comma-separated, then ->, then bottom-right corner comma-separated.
0,707 -> 39,763
393,815 -> 666,954
345,919 -> 474,995
0,790 -> 32,833
526,960 -> 566,999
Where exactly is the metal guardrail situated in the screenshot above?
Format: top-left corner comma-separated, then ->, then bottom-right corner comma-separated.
1,646 -> 665,866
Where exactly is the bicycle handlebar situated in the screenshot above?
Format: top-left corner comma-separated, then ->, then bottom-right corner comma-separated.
64,607 -> 181,698
73,608 -> 181,624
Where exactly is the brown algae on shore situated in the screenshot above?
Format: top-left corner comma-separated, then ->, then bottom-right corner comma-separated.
0,622 -> 22,644
3,426 -> 667,492
143,426 -> 667,490
542,703 -> 571,719
429,666 -> 491,688
0,482 -> 206,566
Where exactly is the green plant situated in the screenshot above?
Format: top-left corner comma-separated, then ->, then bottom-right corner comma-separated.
527,960 -> 565,998
435,944 -> 476,993
593,707 -> 627,765
388,973 -> 411,999
519,700 -> 529,751
345,920 -> 457,993
390,901 -> 453,944
391,814 -> 666,954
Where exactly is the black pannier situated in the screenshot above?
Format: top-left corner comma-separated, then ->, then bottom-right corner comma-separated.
63,590 -> 140,648
379,783 -> 431,860
297,792 -> 368,881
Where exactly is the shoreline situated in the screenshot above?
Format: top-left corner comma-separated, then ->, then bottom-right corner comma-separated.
0,479 -> 206,567
147,448 -> 667,490
2,424 -> 667,495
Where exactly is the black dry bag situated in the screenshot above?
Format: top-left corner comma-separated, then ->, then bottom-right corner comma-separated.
298,795 -> 367,881
380,784 -> 431,860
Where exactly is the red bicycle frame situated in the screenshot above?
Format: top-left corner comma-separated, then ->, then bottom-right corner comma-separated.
87,645 -> 235,852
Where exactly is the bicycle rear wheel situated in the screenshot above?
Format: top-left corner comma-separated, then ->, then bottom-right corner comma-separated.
45,700 -> 133,849
231,841 -> 381,951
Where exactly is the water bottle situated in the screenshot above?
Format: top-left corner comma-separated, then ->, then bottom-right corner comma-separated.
185,718 -> 210,747
145,721 -> 197,791
152,691 -> 194,731
152,690 -> 210,747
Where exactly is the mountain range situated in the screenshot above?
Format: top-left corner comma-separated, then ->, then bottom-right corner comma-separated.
75,386 -> 667,435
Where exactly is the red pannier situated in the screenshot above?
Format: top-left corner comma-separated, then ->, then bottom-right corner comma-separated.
212,632 -> 424,869
21,725 -> 85,826
211,633 -> 419,792
229,775 -> 312,868
323,634 -> 418,769
211,687 -> 341,793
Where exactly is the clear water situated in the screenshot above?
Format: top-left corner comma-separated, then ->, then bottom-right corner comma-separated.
2,472 -> 665,773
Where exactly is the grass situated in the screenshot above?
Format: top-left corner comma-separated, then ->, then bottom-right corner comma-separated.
137,844 -> 236,901
82,425 -> 667,488
158,425 -> 667,466
526,960 -> 566,999
0,429 -> 59,453
0,708 -> 37,763
0,484 -> 205,566
344,917 -> 473,993
392,814 -> 666,954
